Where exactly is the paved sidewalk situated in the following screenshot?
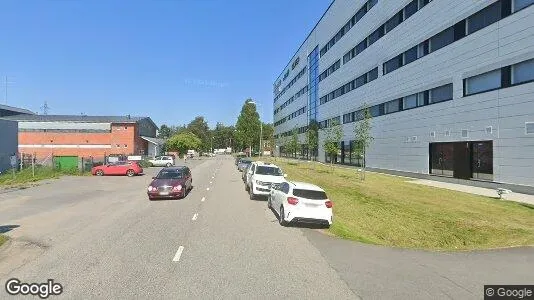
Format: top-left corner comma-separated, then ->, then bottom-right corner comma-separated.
409,179 -> 534,206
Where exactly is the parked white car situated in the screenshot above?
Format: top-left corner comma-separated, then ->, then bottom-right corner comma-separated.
268,181 -> 333,227
245,162 -> 286,200
148,156 -> 175,167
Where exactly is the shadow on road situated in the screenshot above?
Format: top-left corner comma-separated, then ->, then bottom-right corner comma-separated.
0,225 -> 20,234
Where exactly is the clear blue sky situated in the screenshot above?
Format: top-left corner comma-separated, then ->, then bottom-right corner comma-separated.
1,0 -> 331,128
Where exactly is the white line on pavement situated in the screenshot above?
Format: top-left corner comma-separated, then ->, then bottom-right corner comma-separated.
201,197 -> 205,202
210,181 -> 212,184
192,213 -> 198,221
172,246 -> 185,262
206,187 -> 210,191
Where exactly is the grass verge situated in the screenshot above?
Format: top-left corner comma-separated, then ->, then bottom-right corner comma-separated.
266,158 -> 534,251
0,234 -> 7,247
0,166 -> 89,188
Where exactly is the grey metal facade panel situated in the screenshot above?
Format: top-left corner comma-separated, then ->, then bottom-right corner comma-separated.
273,0 -> 534,186
0,119 -> 19,173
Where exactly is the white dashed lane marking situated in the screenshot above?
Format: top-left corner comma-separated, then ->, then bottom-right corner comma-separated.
172,246 -> 185,262
192,213 -> 198,221
201,197 -> 205,202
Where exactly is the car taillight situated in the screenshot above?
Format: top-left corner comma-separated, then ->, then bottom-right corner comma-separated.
287,197 -> 299,205
173,185 -> 182,191
325,200 -> 333,208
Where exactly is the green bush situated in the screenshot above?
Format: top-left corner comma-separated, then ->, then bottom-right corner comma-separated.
137,160 -> 153,168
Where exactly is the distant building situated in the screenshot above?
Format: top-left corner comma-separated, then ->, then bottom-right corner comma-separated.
0,104 -> 35,117
0,119 -> 18,173
0,114 -> 159,160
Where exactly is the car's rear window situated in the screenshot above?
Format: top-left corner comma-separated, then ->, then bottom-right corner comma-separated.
255,166 -> 283,176
157,170 -> 183,179
293,189 -> 328,200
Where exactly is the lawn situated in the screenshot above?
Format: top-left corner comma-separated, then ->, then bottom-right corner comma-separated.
266,158 -> 534,251
0,166 -> 86,188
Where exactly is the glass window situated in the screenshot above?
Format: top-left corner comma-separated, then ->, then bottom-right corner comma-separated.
368,67 -> 378,81
386,12 -> 402,33
512,58 -> 534,85
385,99 -> 400,114
343,52 -> 351,64
404,0 -> 419,20
368,0 -> 378,9
370,105 -> 381,117
417,92 -> 426,106
430,84 -> 453,103
355,6 -> 367,22
404,46 -> 418,65
514,0 -> 534,11
255,166 -> 283,176
384,55 -> 402,74
467,2 -> 502,34
430,27 -> 454,52
354,74 -> 367,88
368,26 -> 384,45
466,69 -> 501,95
403,94 -> 418,109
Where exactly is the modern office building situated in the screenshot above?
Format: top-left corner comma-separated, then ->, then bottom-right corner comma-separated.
273,0 -> 534,187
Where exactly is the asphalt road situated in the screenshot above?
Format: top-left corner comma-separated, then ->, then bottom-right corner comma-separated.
0,156 -> 533,299
0,156 -> 355,299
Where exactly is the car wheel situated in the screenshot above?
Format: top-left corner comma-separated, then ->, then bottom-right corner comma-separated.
249,188 -> 255,200
267,196 -> 272,209
279,206 -> 288,226
245,184 -> 249,192
126,169 -> 135,177
166,163 -> 172,167
95,170 -> 104,176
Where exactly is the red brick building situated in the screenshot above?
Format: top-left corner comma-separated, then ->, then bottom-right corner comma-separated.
1,115 -> 160,160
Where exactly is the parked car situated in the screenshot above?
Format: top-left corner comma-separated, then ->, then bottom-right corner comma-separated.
237,158 -> 252,172
147,167 -> 192,200
148,156 -> 175,167
268,181 -> 332,227
92,161 -> 143,177
245,162 -> 287,200
242,164 -> 251,182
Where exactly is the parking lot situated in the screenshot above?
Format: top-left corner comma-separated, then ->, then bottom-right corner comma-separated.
1,155 -> 533,299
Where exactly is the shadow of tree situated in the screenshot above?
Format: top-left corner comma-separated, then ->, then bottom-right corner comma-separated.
0,225 -> 20,234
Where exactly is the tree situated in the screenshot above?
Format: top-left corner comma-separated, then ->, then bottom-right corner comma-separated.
354,104 -> 374,180
305,121 -> 319,161
322,119 -> 343,170
157,124 -> 173,139
165,132 -> 202,157
187,116 -> 210,152
235,99 -> 261,156
211,123 -> 236,150
287,128 -> 300,159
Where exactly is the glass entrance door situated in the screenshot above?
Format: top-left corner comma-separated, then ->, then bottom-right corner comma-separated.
472,141 -> 493,181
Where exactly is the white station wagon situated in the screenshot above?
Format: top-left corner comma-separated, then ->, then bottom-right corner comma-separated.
268,181 -> 333,227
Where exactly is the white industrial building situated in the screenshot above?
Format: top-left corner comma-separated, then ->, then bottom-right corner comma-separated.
273,0 -> 534,187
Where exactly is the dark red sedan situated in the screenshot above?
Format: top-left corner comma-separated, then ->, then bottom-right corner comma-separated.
92,161 -> 143,177
147,167 -> 192,200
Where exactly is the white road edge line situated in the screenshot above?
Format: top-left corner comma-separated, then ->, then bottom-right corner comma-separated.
206,187 -> 210,191
172,246 -> 185,262
201,197 -> 205,202
192,213 -> 198,221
